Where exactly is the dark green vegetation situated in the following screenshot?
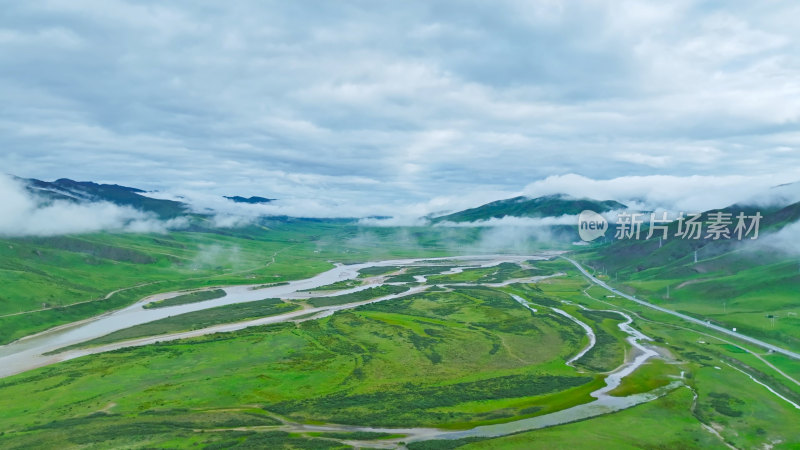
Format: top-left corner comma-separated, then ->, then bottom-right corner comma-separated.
303,279 -> 363,291
143,289 -> 227,309
305,285 -> 410,307
417,387 -> 723,450
383,265 -> 456,282
271,372 -> 590,426
431,194 -> 626,223
306,431 -> 400,440
52,298 -> 299,352
573,309 -> 627,372
0,411 -> 347,449
357,266 -> 402,277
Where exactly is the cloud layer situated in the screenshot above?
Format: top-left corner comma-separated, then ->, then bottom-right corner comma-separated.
1,1 -> 799,216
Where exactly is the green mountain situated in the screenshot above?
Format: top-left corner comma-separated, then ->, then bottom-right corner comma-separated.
587,200 -> 800,274
431,194 -> 627,223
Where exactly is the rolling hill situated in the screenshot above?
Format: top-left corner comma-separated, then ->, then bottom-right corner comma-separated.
578,199 -> 800,350
431,194 -> 627,223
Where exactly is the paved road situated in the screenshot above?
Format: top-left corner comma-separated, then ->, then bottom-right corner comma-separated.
563,257 -> 800,361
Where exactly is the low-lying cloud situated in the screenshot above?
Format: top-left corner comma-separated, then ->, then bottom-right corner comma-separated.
522,174 -> 800,213
746,220 -> 800,257
432,215 -> 582,228
0,174 -> 188,237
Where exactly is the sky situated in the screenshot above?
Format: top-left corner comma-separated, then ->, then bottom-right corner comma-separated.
2,0 -> 800,219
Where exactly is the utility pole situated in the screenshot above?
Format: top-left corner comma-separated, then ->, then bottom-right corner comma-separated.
694,250 -> 698,264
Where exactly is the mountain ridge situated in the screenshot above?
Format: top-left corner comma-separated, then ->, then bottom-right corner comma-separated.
431,193 -> 627,223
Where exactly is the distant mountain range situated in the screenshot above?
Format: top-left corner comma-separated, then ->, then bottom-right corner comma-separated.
431,194 -> 627,223
224,195 -> 274,204
19,177 -> 630,226
19,177 -> 278,219
20,177 -> 800,243
23,177 -> 188,219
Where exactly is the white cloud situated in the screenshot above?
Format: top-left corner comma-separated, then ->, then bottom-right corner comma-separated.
433,215 -> 582,228
0,0 -> 799,217
521,173 -> 800,212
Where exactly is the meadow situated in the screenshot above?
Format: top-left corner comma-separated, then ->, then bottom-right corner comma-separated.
0,285 -> 601,448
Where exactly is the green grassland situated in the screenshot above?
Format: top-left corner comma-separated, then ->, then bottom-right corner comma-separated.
1,222 -> 799,448
305,285 -> 410,308
3,264 -> 797,449
303,279 -> 364,291
426,262 -> 545,284
143,289 -> 227,309
0,223 -> 333,344
553,271 -> 800,448
0,286 -> 599,448
357,265 -> 402,277
424,387 -> 723,450
577,232 -> 800,352
383,265 -> 458,282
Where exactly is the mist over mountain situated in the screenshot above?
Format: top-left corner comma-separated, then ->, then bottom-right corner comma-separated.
431,194 -> 627,224
24,177 -> 188,219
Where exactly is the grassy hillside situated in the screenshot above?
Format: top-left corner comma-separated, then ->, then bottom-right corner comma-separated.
576,202 -> 800,351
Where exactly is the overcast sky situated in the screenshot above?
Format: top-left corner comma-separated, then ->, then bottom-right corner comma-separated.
2,0 -> 800,218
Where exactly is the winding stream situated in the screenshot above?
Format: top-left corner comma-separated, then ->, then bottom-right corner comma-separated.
268,307 -> 676,444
